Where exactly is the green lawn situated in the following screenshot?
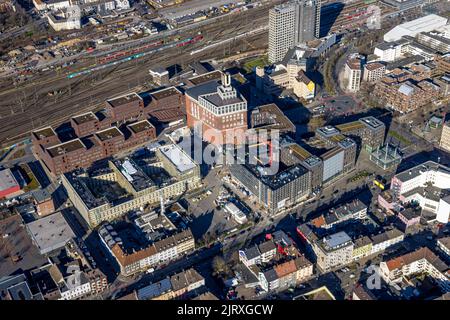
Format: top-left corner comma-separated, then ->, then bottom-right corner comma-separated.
20,164 -> 41,192
243,55 -> 269,73
388,130 -> 411,146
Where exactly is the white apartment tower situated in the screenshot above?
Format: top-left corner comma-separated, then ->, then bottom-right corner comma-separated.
344,54 -> 363,92
268,0 -> 321,63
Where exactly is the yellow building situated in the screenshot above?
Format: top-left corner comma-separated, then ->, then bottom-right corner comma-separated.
293,70 -> 315,100
352,236 -> 373,261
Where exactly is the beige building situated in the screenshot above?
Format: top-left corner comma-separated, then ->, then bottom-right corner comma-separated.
352,236 -> 373,261
63,144 -> 201,227
256,48 -> 316,101
440,121 -> 450,152
363,62 -> 386,82
104,228 -> 195,276
313,231 -> 354,272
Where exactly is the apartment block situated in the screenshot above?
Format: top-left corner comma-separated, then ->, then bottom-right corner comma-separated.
344,54 -> 363,92
380,247 -> 450,292
363,62 -> 386,82
312,231 -> 354,272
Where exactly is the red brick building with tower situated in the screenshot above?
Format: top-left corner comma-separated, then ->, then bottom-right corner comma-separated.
185,73 -> 248,145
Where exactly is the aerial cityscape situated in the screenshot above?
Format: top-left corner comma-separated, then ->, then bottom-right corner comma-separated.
1,0 -> 450,305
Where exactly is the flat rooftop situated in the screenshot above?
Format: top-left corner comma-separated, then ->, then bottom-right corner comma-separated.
134,211 -> 176,240
402,185 -> 450,202
251,103 -> 295,132
149,109 -> 186,123
395,161 -> 449,183
317,126 -> 340,138
33,127 -> 57,139
330,134 -> 346,143
245,162 -> 309,190
320,231 -> 352,252
386,55 -> 425,71
336,121 -> 365,133
159,144 -> 196,173
113,158 -> 155,192
338,137 -> 356,149
26,212 -> 75,254
95,127 -> 123,142
360,116 -> 384,130
365,62 -> 385,71
107,92 -> 142,108
64,173 -> 108,209
150,86 -> 181,100
203,91 -> 245,108
0,215 -> 48,277
289,144 -> 312,162
346,58 -> 362,70
399,207 -> 422,220
321,147 -> 343,160
46,139 -> 85,158
303,156 -> 322,168
0,169 -> 19,192
127,120 -> 154,134
72,112 -> 98,125
188,70 -> 222,86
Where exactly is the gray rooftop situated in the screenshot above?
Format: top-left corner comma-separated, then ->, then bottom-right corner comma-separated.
137,278 -> 172,300
258,240 -> 277,254
244,162 -> 310,190
332,199 -> 367,218
0,169 -> 19,192
158,144 -> 196,174
185,80 -> 219,101
113,158 -> 155,192
26,212 -> 75,255
395,161 -> 449,183
320,231 -> 352,251
243,245 -> 261,260
371,228 -> 403,245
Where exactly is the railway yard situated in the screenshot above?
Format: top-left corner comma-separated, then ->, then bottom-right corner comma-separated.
0,4 -> 273,145
0,0 -> 400,146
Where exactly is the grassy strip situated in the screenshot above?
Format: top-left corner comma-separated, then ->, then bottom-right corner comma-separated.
388,130 -> 411,146
243,55 -> 268,73
20,164 -> 41,192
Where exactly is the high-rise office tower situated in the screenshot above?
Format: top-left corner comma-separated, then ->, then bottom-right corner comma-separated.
268,0 -> 321,63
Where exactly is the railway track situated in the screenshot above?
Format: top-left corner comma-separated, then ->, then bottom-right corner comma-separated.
0,31 -> 267,146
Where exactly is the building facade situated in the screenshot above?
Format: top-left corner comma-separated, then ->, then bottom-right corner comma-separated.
440,121 -> 450,153
268,0 -> 321,63
185,73 -> 248,145
312,231 -> 354,272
